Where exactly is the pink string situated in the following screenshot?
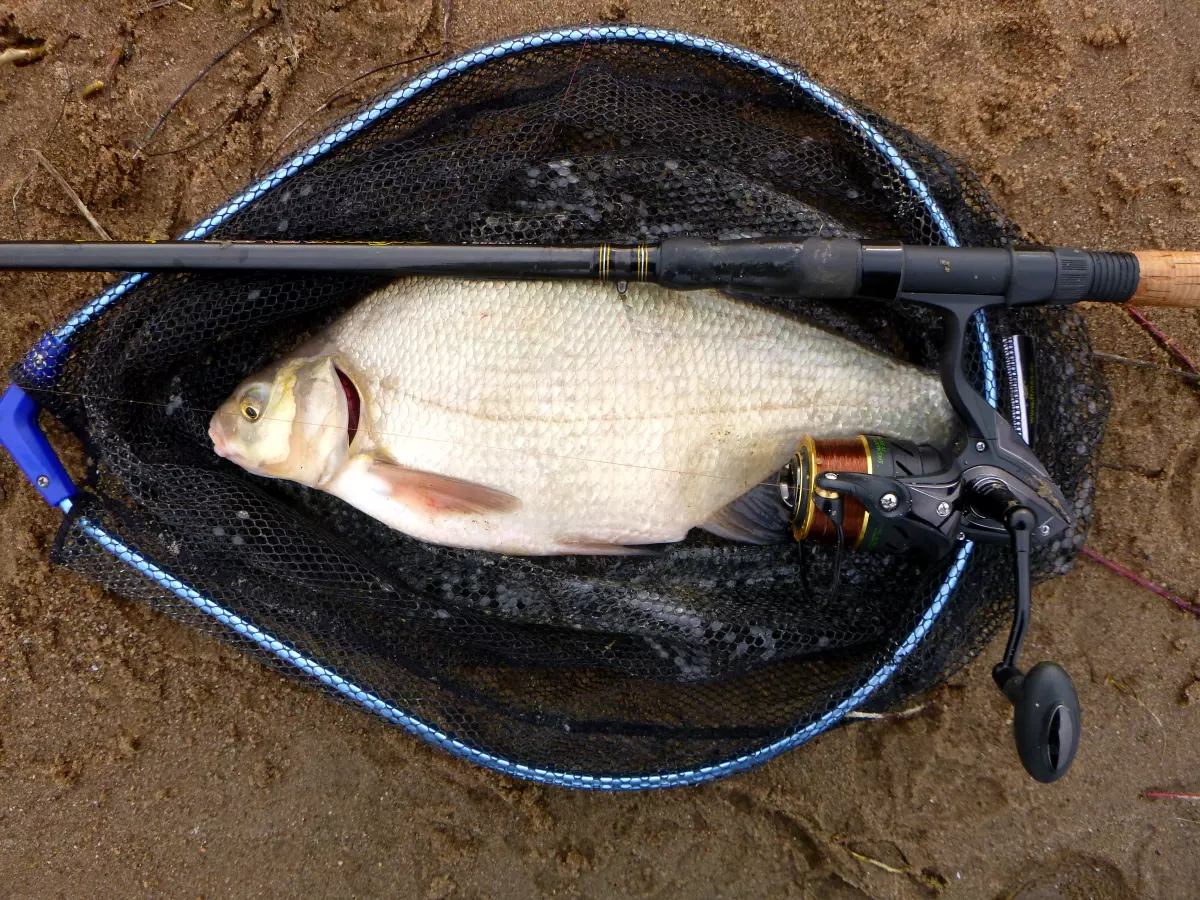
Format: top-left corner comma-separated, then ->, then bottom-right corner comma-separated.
1143,791 -> 1200,801
1126,307 -> 1200,375
1080,547 -> 1200,617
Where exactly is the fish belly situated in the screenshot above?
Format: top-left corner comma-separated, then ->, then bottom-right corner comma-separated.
320,278 -> 956,554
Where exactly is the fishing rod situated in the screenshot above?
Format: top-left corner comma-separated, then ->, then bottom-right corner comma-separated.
1,237 -> 1198,308
2,235 -> 1198,784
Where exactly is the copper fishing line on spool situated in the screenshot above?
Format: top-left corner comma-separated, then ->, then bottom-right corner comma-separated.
790,435 -> 872,550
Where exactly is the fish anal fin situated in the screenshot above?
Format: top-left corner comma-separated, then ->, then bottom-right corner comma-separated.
552,537 -> 662,557
365,456 -> 520,517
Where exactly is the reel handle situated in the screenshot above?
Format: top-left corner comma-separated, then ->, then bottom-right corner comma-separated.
977,489 -> 1080,784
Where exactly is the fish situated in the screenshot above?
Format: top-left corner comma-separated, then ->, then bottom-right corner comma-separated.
209,278 -> 958,555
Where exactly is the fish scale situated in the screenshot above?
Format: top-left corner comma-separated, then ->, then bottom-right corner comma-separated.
213,277 -> 958,554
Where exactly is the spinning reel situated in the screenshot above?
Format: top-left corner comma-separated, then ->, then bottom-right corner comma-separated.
779,318 -> 1080,783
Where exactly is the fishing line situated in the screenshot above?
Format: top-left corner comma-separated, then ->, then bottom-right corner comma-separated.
23,382 -> 791,487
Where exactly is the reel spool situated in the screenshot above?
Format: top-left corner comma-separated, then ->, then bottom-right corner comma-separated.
781,435 -> 950,555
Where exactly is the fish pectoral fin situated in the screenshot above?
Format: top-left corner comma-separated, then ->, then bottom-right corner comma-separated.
702,482 -> 793,545
364,457 -> 521,516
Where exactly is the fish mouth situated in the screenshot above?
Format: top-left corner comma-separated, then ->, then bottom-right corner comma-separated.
209,414 -> 243,464
335,366 -> 360,446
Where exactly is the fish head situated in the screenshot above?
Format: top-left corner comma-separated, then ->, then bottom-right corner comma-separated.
209,354 -> 352,488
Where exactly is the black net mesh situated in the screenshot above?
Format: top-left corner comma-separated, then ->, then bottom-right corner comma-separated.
14,30 -> 1108,780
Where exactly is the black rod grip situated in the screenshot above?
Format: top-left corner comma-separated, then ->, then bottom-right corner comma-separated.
901,245 -> 1141,304
1052,248 -> 1139,303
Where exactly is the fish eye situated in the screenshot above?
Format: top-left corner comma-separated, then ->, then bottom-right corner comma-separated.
240,398 -> 262,421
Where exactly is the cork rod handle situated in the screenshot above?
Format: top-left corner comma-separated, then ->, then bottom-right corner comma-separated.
1131,251 -> 1200,308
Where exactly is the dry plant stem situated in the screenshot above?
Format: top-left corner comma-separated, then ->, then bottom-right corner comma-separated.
1143,791 -> 1200,801
143,110 -> 241,157
845,705 -> 927,721
1125,307 -> 1200,374
1080,547 -> 1200,617
28,150 -> 112,240
11,68 -> 72,226
0,46 -> 45,65
846,849 -> 907,875
1093,351 -> 1200,383
279,0 -> 298,60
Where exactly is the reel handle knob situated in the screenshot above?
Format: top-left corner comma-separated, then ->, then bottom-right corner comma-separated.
994,661 -> 1080,783
977,485 -> 1081,783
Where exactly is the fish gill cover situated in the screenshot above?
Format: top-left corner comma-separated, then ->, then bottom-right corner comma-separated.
13,27 -> 1107,783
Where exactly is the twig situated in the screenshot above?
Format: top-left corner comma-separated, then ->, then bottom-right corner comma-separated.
27,149 -> 112,240
442,0 -> 452,56
1093,351 -> 1200,384
11,67 -> 72,227
845,704 -> 927,721
1125,307 -> 1200,375
139,22 -> 269,150
279,0 -> 298,60
143,109 -> 240,157
1099,461 -> 1163,476
138,0 -> 191,10
1143,791 -> 1200,801
1080,547 -> 1200,617
845,849 -> 907,875
254,50 -> 438,177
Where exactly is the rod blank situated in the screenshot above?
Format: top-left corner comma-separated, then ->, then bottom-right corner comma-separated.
0,240 -> 607,279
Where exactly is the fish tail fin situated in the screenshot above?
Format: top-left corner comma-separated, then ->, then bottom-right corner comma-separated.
702,482 -> 792,545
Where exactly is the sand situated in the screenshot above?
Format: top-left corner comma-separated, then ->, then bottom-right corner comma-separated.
0,0 -> 1198,897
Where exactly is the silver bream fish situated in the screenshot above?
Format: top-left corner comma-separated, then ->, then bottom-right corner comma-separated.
209,278 -> 957,555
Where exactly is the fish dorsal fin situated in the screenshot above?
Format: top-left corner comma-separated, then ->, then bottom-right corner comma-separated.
364,453 -> 521,517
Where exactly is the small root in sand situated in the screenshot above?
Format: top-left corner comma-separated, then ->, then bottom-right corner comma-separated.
138,22 -> 270,151
1093,351 -> 1200,384
1081,547 -> 1200,617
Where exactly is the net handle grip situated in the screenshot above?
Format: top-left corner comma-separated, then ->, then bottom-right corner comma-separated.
0,384 -> 77,508
1130,251 -> 1200,308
